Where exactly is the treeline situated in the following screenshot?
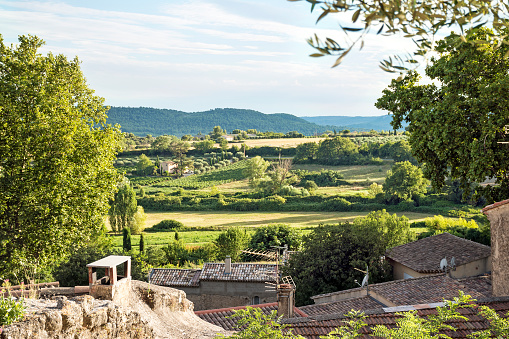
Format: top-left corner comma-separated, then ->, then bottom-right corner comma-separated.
294,136 -> 414,165
106,107 -> 346,137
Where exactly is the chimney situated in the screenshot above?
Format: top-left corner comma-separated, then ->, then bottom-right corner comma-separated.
277,283 -> 295,319
225,256 -> 231,275
483,199 -> 509,297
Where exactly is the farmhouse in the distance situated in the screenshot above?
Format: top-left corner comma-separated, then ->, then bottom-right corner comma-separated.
159,160 -> 177,174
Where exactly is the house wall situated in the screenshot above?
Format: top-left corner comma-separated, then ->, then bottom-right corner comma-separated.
177,281 -> 276,311
450,257 -> 491,278
484,202 -> 509,297
160,162 -> 176,173
390,258 -> 491,281
390,262 -> 428,280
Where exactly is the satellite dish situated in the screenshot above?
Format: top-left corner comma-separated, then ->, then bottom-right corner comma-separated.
450,257 -> 456,268
361,273 -> 369,287
440,258 -> 447,271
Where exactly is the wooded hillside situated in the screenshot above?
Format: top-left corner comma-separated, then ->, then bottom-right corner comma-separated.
106,107 -> 346,136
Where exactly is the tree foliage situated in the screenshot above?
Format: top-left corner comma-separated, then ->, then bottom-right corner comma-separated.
284,210 -> 411,306
249,224 -> 302,252
376,28 -> 509,202
109,181 -> 138,233
215,307 -> 305,339
214,227 -> 250,262
316,137 -> 358,165
0,35 -> 120,280
137,154 -> 155,176
292,0 -> 509,71
383,161 -> 428,202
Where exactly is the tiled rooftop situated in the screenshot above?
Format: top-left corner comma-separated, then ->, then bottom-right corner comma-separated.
300,296 -> 384,316
386,233 -> 491,273
312,274 -> 492,307
199,263 -> 277,282
196,303 -> 308,331
149,268 -> 201,287
149,263 -> 277,287
284,299 -> 509,339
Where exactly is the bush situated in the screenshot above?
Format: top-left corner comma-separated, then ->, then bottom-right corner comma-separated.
321,197 -> 352,211
0,294 -> 26,326
146,219 -> 186,232
302,180 -> 318,191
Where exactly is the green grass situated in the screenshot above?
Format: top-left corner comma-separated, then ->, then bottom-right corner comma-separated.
111,211 -> 431,250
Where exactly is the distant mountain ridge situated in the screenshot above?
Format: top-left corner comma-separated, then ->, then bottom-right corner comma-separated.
106,107 -> 349,137
300,115 -> 406,132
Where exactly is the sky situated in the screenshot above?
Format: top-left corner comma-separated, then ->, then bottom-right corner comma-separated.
0,0 -> 417,117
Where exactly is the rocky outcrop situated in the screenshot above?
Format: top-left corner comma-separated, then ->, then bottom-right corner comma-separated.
0,295 -> 154,339
1,281 -> 229,339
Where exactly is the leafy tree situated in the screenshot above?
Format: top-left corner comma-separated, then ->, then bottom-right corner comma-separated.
249,224 -> 302,252
162,239 -> 188,266
284,210 -> 410,306
390,140 -> 415,163
383,161 -> 428,202
151,135 -> 178,153
293,0 -> 509,72
136,154 -> 155,176
211,125 -> 226,139
316,137 -> 358,165
244,156 -> 270,186
218,137 -> 229,150
376,28 -> 509,202
131,206 -> 147,235
109,181 -> 138,233
0,35 -> 120,280
169,140 -> 191,177
214,227 -> 249,262
122,227 -> 132,252
214,307 -> 305,339
194,139 -> 215,152
294,142 -> 319,162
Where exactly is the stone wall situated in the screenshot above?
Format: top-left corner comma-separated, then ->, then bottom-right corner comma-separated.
0,295 -> 154,339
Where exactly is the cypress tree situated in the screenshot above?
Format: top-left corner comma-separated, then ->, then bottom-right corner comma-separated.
175,232 -> 179,241
123,227 -> 132,252
139,233 -> 145,253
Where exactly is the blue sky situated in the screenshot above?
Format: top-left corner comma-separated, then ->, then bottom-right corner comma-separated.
0,0 -> 415,116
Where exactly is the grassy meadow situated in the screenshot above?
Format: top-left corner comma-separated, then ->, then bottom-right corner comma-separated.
110,210 -> 436,250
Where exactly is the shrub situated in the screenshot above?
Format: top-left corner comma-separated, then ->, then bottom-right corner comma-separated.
301,180 -> 318,191
0,294 -> 26,326
146,219 -> 186,232
322,197 -> 352,211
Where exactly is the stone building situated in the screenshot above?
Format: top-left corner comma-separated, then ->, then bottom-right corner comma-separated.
149,259 -> 277,310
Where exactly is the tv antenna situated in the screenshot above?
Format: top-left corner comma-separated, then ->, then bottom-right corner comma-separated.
354,265 -> 369,295
242,246 -> 296,293
440,257 -> 456,277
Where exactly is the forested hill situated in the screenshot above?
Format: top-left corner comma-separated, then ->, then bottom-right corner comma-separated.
106,107 -> 346,136
301,115 -> 407,131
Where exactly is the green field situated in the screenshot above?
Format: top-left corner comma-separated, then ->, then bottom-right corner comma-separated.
110,210 -> 437,249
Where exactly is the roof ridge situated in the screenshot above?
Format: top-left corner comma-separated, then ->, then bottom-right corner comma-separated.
312,273 -> 447,299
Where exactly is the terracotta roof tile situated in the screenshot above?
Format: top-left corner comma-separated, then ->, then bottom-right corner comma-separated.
385,233 -> 491,273
200,263 -> 277,282
196,303 -> 306,331
149,268 -> 201,287
284,299 -> 509,339
300,296 -> 384,316
312,274 -> 492,308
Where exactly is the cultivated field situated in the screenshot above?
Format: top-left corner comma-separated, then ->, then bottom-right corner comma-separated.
111,210 -> 436,249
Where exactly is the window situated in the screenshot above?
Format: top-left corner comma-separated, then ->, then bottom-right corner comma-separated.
252,296 -> 260,305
